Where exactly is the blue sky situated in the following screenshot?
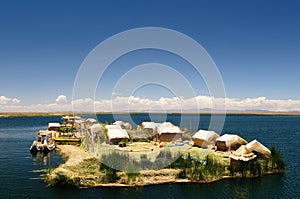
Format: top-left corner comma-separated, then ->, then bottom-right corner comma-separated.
0,0 -> 300,111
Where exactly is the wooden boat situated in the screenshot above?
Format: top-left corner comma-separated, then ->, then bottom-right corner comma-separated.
30,130 -> 55,153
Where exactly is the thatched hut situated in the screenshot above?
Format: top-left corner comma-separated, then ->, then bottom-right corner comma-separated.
141,122 -> 160,140
230,145 -> 257,161
192,130 -> 220,148
229,145 -> 257,170
113,121 -> 133,130
88,123 -> 102,143
105,124 -> 129,144
86,118 -> 97,124
156,122 -> 183,142
246,139 -> 271,158
138,122 -> 183,142
89,123 -> 102,133
73,119 -> 86,137
215,134 -> 248,151
138,122 -> 153,129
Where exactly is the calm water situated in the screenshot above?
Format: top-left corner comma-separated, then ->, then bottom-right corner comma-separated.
0,114 -> 299,198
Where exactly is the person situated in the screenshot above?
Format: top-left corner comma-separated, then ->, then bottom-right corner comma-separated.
187,152 -> 191,159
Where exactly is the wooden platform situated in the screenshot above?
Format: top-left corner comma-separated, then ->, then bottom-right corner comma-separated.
54,137 -> 81,145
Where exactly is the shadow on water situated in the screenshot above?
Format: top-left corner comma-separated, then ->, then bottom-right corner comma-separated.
0,115 -> 299,198
44,174 -> 287,199
31,152 -> 54,167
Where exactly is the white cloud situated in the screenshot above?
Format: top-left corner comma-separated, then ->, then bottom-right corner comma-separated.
224,97 -> 289,111
0,96 -> 21,105
1,95 -> 300,112
55,95 -> 67,103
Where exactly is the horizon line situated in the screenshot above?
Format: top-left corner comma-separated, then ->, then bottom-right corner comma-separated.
1,111 -> 300,117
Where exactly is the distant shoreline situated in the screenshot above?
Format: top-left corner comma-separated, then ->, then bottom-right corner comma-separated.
1,111 -> 300,117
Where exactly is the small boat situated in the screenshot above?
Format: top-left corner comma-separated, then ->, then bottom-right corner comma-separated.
30,130 -> 55,153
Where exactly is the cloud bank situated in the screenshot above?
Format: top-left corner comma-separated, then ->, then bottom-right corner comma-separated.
0,96 -> 20,105
0,95 -> 300,112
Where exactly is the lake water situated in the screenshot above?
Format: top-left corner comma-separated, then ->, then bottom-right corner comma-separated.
0,114 -> 299,198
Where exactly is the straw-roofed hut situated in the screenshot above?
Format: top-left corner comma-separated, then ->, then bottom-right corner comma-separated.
86,118 -> 97,124
230,145 -> 257,161
215,134 -> 248,151
113,121 -> 133,130
229,145 -> 257,169
246,139 -> 271,158
141,122 -> 160,140
73,119 -> 86,137
156,122 -> 183,142
105,124 -> 129,144
89,123 -> 102,133
138,122 -> 153,129
192,130 -> 220,148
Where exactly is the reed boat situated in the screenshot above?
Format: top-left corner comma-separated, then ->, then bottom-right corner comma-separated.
30,130 -> 55,153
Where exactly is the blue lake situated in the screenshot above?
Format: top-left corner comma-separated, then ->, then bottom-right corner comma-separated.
0,114 -> 299,198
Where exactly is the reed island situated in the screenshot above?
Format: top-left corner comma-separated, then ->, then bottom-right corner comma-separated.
39,116 -> 285,188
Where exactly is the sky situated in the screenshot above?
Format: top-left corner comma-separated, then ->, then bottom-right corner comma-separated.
0,0 -> 300,112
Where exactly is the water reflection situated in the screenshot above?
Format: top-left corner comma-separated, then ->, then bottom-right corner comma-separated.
31,152 -> 53,166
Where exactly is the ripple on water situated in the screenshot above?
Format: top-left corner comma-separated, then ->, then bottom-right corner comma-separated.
0,115 -> 300,198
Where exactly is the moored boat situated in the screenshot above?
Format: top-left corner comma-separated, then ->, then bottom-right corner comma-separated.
30,130 -> 55,153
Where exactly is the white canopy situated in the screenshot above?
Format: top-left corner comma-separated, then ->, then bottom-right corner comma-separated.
48,123 -> 60,128
62,116 -> 82,120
